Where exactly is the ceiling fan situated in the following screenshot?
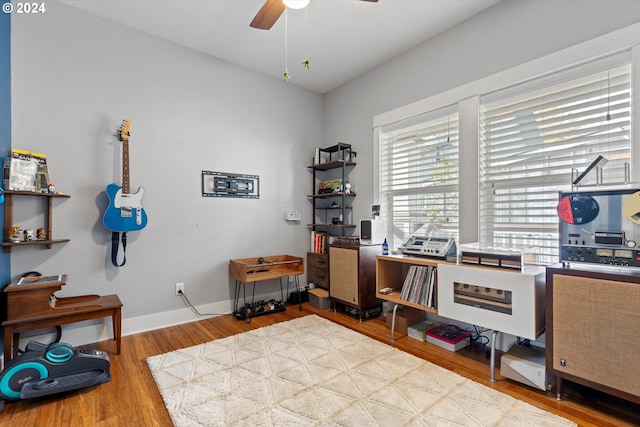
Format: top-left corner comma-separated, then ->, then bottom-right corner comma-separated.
250,0 -> 379,30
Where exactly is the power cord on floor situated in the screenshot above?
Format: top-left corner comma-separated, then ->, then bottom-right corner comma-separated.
178,290 -> 230,317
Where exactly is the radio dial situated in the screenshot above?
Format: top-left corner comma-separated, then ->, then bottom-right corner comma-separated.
627,240 -> 637,248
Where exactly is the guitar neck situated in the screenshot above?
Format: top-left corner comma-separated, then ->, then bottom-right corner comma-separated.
122,137 -> 130,194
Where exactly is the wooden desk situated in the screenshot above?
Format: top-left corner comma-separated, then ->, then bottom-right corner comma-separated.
2,276 -> 122,361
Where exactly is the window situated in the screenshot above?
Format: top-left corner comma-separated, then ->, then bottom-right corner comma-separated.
479,54 -> 631,264
379,108 -> 459,250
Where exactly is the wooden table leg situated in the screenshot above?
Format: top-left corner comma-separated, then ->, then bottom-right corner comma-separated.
113,307 -> 121,354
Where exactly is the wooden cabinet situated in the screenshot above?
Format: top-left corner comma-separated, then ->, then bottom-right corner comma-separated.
1,190 -> 70,253
546,265 -> 640,404
329,243 -> 380,320
307,252 -> 329,289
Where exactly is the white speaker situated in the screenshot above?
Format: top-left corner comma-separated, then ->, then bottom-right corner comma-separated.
360,219 -> 384,245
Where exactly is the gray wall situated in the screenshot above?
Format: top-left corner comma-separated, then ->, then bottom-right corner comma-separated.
10,2 -> 322,341
8,0 -> 640,346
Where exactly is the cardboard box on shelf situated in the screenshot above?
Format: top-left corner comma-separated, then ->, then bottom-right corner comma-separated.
385,306 -> 426,334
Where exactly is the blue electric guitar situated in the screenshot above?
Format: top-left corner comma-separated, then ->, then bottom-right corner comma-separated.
103,119 -> 148,232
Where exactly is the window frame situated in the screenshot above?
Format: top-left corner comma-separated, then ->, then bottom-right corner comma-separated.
373,24 -> 640,253
478,56 -> 631,264
378,107 -> 460,250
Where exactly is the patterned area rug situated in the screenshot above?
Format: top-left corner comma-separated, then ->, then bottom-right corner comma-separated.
147,315 -> 576,427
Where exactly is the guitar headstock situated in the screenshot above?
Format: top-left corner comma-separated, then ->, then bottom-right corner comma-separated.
119,119 -> 131,142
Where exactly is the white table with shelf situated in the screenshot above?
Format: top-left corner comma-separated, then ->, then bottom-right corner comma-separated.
377,254 -> 546,382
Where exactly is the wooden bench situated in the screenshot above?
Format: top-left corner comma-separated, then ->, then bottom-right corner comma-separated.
2,275 -> 122,361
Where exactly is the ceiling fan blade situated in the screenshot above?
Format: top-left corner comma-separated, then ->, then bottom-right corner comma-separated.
360,0 -> 379,2
250,0 -> 286,30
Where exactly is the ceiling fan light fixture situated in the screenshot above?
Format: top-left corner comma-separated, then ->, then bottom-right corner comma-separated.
283,0 -> 309,10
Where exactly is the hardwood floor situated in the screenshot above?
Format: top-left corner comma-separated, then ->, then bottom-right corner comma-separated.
2,303 -> 639,427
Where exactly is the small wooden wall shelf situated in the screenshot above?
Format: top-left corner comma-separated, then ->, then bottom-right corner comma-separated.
1,190 -> 70,252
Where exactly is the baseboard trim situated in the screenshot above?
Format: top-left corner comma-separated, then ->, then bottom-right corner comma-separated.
8,298 -> 236,354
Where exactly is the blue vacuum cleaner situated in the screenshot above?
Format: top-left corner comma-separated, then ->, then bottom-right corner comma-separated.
0,341 -> 111,412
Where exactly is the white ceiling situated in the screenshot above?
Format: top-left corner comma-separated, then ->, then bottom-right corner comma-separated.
59,0 -> 500,94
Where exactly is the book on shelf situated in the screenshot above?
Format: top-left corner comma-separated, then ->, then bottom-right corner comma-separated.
2,148 -> 51,192
310,231 -> 335,254
399,265 -> 437,308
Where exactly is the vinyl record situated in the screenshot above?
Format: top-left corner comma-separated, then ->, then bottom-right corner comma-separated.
557,194 -> 600,224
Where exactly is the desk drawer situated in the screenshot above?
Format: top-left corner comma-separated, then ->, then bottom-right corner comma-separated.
307,252 -> 329,288
308,252 -> 329,268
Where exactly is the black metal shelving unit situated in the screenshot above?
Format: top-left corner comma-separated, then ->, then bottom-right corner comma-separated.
307,143 -> 357,237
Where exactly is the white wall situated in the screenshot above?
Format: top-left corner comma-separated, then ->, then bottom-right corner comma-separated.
10,2 -> 323,343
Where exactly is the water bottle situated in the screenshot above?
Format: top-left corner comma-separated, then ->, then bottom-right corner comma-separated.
382,238 -> 389,255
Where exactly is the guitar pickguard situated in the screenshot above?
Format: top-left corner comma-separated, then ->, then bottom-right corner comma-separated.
103,184 -> 148,232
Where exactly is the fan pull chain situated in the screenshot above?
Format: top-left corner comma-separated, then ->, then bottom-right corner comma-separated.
284,9 -> 290,82
301,7 -> 310,71
283,9 -> 291,83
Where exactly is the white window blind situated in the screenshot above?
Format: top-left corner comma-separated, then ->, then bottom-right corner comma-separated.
379,109 -> 459,250
479,54 -> 631,264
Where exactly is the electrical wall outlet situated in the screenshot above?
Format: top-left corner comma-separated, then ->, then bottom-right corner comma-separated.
175,282 -> 184,296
